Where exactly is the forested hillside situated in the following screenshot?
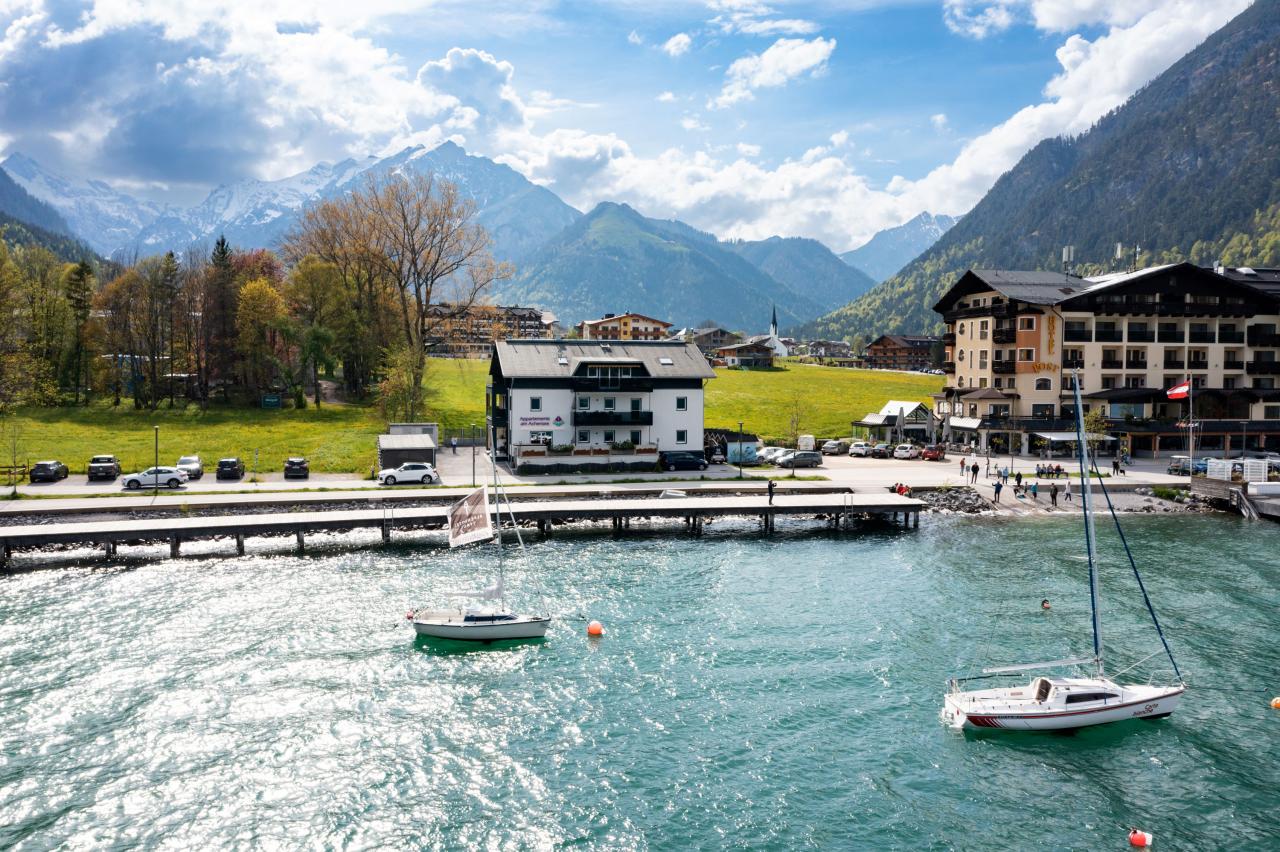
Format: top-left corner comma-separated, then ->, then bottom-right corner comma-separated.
806,0 -> 1280,340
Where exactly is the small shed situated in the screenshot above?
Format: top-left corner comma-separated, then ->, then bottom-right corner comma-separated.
378,432 -> 438,469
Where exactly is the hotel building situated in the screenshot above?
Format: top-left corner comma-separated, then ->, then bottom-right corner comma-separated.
934,264 -> 1280,456
577,312 -> 674,341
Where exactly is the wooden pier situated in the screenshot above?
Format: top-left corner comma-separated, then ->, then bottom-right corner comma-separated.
0,492 -> 923,566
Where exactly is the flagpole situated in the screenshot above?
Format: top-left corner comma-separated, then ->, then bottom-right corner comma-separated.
1188,375 -> 1194,461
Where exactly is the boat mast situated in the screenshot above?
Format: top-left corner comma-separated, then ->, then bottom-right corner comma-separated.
490,422 -> 504,607
1071,372 -> 1104,676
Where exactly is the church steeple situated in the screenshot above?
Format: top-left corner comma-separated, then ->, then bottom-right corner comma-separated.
770,305 -> 778,338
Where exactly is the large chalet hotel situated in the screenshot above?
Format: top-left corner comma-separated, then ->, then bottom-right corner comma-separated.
934,263 -> 1280,456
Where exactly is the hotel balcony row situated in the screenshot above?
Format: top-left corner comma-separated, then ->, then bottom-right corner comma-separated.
1061,324 -> 1278,344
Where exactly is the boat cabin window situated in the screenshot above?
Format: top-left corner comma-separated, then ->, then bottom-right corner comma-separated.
1064,691 -> 1118,704
1035,679 -> 1052,702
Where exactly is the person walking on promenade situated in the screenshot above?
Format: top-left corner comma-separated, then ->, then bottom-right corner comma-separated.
985,455 -> 991,477
1063,479 -> 1072,502
970,461 -> 979,484
1050,483 -> 1059,507
993,480 -> 1003,503
767,479 -> 776,505
959,458 -> 966,477
1014,470 -> 1023,489
450,436 -> 458,454
1030,481 -> 1039,501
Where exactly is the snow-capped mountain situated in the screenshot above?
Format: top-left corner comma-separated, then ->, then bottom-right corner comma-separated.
7,142 -> 582,264
839,212 -> 958,282
1,152 -> 171,256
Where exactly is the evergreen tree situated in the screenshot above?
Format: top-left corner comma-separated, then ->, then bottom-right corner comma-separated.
62,260 -> 94,404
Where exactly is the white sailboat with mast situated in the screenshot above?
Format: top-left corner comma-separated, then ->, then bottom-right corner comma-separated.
942,375 -> 1185,731
408,431 -> 550,641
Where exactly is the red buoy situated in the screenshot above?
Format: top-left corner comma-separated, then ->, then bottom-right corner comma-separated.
587,620 -> 604,637
1128,828 -> 1153,847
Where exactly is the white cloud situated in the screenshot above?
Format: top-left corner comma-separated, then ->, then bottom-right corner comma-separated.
930,113 -> 948,129
707,0 -> 820,36
661,32 -> 692,57
681,116 -> 709,131
944,0 -> 1177,38
711,36 -> 836,108
736,142 -> 761,156
829,130 -> 849,147
627,29 -> 644,45
656,91 -> 677,102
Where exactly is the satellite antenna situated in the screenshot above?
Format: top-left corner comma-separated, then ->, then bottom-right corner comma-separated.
1061,245 -> 1075,273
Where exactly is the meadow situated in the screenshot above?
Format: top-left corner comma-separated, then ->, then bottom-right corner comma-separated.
5,359 -> 942,473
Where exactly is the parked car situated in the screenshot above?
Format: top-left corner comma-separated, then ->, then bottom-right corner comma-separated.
176,455 -> 204,480
29,460 -> 69,482
86,455 -> 121,480
378,462 -> 438,485
868,443 -> 893,459
777,450 -> 823,469
660,451 -> 708,472
216,457 -> 246,480
893,443 -> 921,459
758,446 -> 787,462
820,440 -> 849,455
921,445 -> 946,461
122,466 -> 189,490
848,441 -> 872,457
283,457 -> 310,479
709,448 -> 727,464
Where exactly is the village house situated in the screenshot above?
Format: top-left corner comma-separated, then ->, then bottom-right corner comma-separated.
716,341 -> 775,368
578,312 -> 673,341
862,334 -> 941,371
668,326 -> 743,355
425,303 -> 553,357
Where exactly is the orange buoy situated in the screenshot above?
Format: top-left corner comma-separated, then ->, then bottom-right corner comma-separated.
1271,696 -> 1280,709
587,620 -> 604,637
1128,828 -> 1153,848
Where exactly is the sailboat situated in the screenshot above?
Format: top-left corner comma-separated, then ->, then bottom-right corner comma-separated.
408,438 -> 551,642
941,375 -> 1185,732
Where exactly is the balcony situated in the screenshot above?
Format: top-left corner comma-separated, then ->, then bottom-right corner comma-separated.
1127,329 -> 1155,342
1247,330 -> 1280,347
1188,359 -> 1209,371
570,377 -> 655,392
1125,360 -> 1148,370
1163,359 -> 1185,370
1101,358 -> 1123,369
1064,329 -> 1092,342
992,360 -> 1016,374
1094,329 -> 1123,342
1188,331 -> 1216,344
992,328 -> 1016,344
942,361 -> 956,372
573,410 -> 655,426
1062,358 -> 1085,369
487,409 -> 509,426
1157,331 -> 1185,343
941,332 -> 956,346
1224,359 -> 1245,371
1246,361 -> 1280,376
1219,331 -> 1245,344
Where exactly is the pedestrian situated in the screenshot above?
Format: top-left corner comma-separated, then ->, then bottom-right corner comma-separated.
970,461 -> 979,484
1031,481 -> 1038,501
1014,471 -> 1022,489
985,456 -> 991,477
1050,483 -> 1059,507
1112,457 -> 1119,475
450,436 -> 458,454
1064,480 -> 1072,502
959,458 -> 966,477
993,480 -> 1003,503
767,479 -> 776,505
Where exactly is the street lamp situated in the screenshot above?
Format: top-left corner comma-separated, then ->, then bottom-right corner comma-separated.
153,425 -> 159,497
737,420 -> 744,479
470,422 -> 477,487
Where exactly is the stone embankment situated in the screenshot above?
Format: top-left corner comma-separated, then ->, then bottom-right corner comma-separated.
916,487 -> 991,514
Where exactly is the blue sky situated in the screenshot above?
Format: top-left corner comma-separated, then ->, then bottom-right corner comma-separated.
0,1 -> 1250,251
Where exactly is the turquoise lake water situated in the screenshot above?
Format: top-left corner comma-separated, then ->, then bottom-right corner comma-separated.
1,514 -> 1278,849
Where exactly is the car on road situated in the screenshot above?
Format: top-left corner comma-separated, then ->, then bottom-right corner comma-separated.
848,441 -> 872,457
758,447 -> 788,463
893,443 -> 921,459
821,440 -> 849,455
216,457 -> 246,480
777,450 -> 823,468
283,457 -> 310,479
29,460 -> 69,482
123,466 -> 189,490
921,445 -> 946,461
176,455 -> 204,480
868,443 -> 893,459
660,451 -> 708,472
378,462 -> 438,485
87,455 -> 121,480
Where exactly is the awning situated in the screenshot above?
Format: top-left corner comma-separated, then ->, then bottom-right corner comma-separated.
1033,431 -> 1115,442
949,417 -> 982,430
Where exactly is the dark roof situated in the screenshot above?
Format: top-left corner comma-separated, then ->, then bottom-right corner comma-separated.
492,339 -> 715,379
867,334 -> 939,349
933,269 -> 1087,312
959,387 -> 1014,400
719,341 -> 774,352
1219,266 -> 1280,298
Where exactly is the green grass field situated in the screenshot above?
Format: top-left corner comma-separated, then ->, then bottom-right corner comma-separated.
5,359 -> 941,473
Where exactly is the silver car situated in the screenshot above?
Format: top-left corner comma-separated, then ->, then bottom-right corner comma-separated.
377,462 -> 438,486
176,455 -> 204,480
123,466 -> 189,490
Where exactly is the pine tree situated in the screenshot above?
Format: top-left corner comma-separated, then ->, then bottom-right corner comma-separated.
205,235 -> 237,401
62,260 -> 94,405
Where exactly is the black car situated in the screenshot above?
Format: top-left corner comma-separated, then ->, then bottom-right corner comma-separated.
216,457 -> 246,480
868,443 -> 893,459
30,460 -> 69,482
283,457 -> 310,479
660,451 -> 707,472
87,455 -> 122,480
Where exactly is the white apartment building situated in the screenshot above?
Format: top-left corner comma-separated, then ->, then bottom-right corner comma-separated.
487,339 -> 715,459
934,264 -> 1280,457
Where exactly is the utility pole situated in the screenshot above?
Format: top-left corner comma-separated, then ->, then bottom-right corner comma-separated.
471,423 -> 477,487
153,425 -> 159,497
737,420 -> 744,479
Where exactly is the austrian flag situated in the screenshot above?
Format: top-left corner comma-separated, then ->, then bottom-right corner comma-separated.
1166,380 -> 1191,399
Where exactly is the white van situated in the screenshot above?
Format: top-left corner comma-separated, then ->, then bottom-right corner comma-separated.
797,434 -> 816,452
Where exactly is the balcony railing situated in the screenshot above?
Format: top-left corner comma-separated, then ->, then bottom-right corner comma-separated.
1064,330 -> 1092,342
1219,331 -> 1245,344
1094,330 -> 1123,342
992,360 -> 1016,374
941,332 -> 956,345
1125,360 -> 1148,370
573,410 -> 654,426
1247,330 -> 1280,347
1224,359 -> 1245,371
1101,358 -> 1123,369
1188,359 -> 1209,370
1157,331 -> 1185,343
1188,331 -> 1216,344
992,328 -> 1016,344
1062,358 -> 1085,369
942,361 -> 956,372
487,409 -> 509,426
570,377 -> 655,392
1127,330 -> 1155,342
1163,359 -> 1185,370
1246,361 -> 1280,375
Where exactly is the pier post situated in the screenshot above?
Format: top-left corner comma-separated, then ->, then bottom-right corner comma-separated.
381,521 -> 391,543
913,510 -> 920,529
235,534 -> 245,555
295,531 -> 305,554
169,536 -> 180,558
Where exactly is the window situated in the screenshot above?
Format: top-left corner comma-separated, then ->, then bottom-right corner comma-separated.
1254,378 -> 1276,389
676,430 -> 688,444
630,430 -> 642,444
959,323 -> 965,335
979,378 -> 988,388
1223,377 -> 1236,390
1065,692 -> 1118,705
1126,376 -> 1146,388
603,397 -> 616,411
1005,378 -> 1015,389
631,398 -> 642,413
978,351 -> 989,369
577,429 -> 590,443
1018,348 -> 1035,362
957,376 -> 965,388
1035,378 -> 1051,391
1101,377 -> 1116,389
1018,317 -> 1036,331
604,430 -> 615,443
958,349 -> 965,362
529,431 -> 553,444
979,320 -> 989,340
1032,404 -> 1055,417
1265,405 -> 1280,420
529,396 -> 542,412
676,396 -> 687,411
577,396 -> 590,410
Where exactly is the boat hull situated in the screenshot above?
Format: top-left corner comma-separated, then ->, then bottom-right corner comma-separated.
411,614 -> 551,641
943,686 -> 1183,732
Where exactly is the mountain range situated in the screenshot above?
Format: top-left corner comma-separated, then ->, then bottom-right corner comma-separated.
839,212 -> 957,282
806,0 -> 1280,341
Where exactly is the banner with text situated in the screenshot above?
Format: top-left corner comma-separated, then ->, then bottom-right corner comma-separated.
448,485 -> 493,548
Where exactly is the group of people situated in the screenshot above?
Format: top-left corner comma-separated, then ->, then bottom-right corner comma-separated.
1035,463 -> 1067,478
892,482 -> 913,496
989,465 -> 1071,507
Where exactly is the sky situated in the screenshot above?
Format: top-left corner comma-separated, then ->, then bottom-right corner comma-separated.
0,0 -> 1252,252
